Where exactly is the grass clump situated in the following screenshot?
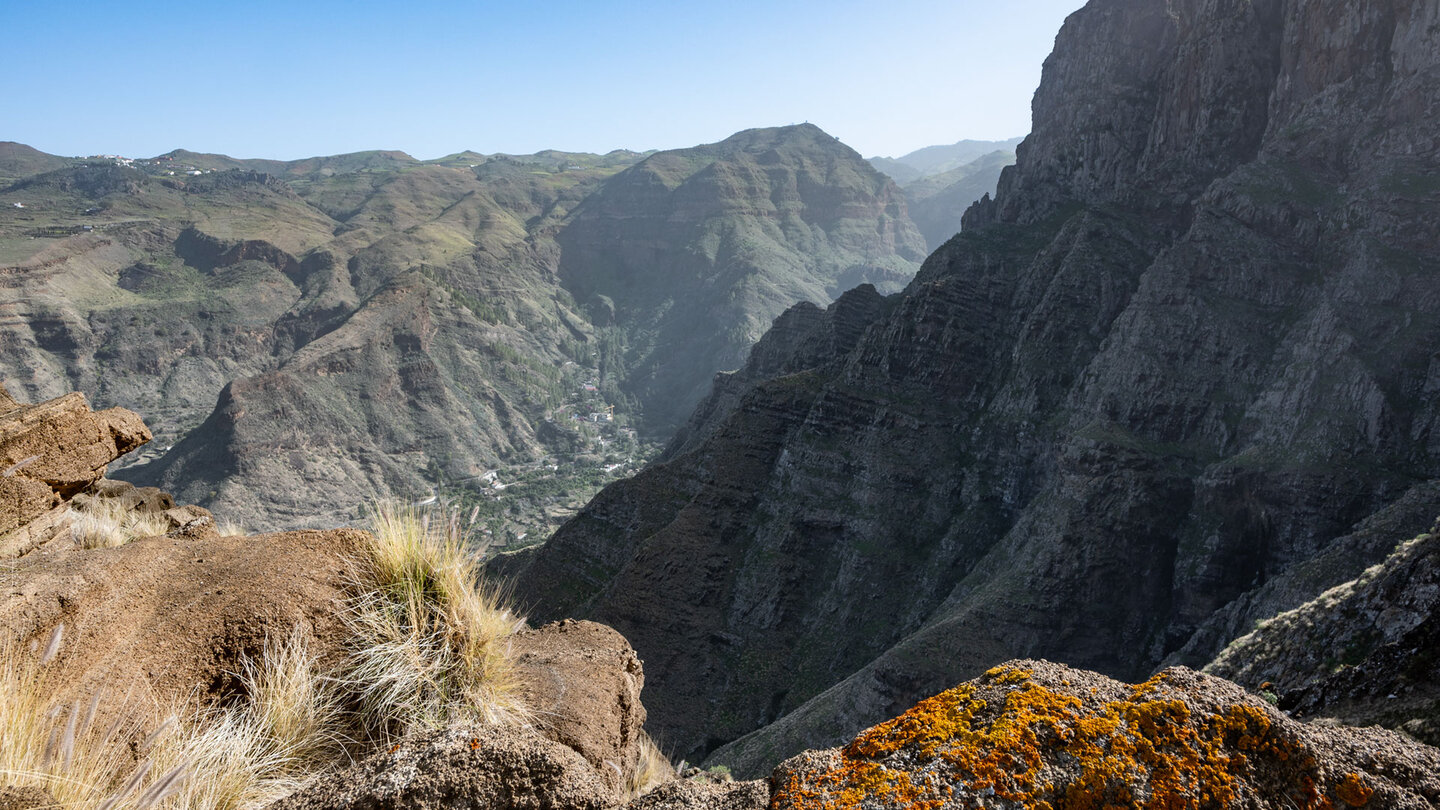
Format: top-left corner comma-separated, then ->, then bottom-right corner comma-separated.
0,626 -> 143,807
0,626 -> 344,809
341,501 -> 528,740
1,501 -> 535,807
215,521 -> 245,538
147,631 -> 345,810
626,731 -> 676,799
69,499 -> 170,549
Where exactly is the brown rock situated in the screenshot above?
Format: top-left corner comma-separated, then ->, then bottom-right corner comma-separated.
0,393 -> 150,498
512,618 -> 647,793
162,504 -> 215,530
624,780 -> 768,810
0,385 -> 151,547
267,725 -> 613,810
0,502 -> 71,559
0,528 -> 363,720
0,477 -> 60,544
78,479 -> 177,514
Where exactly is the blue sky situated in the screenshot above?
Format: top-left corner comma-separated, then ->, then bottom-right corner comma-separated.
1,0 -> 1084,160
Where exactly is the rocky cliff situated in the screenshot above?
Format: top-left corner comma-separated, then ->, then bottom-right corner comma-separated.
1206,518 -> 1440,746
513,0 -> 1440,771
901,150 -> 1016,252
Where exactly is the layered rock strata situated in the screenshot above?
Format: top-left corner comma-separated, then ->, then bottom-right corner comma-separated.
516,0 -> 1440,769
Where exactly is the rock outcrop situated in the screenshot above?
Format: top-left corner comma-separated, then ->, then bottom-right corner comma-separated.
769,660 -> 1440,810
512,619 -> 648,791
0,383 -> 150,557
269,725 -> 616,810
272,660 -> 1440,808
0,522 -> 365,716
1207,519 -> 1440,746
514,0 -> 1440,770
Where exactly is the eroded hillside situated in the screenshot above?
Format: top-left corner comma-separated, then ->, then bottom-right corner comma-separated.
0,127 -> 923,534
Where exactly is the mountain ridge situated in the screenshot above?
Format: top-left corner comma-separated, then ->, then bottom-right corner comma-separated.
0,124 -> 925,535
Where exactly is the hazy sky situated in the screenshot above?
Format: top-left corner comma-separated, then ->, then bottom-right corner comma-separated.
2,0 -> 1084,161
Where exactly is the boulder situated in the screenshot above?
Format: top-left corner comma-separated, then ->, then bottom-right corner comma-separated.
0,384 -> 151,557
74,478 -> 177,514
767,659 -> 1440,809
512,619 -> 647,792
623,780 -> 767,810
267,725 -> 613,810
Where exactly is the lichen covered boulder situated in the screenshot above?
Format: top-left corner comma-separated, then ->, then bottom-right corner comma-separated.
768,660 -> 1440,809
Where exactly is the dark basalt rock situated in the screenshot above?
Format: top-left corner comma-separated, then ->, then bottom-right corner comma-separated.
1207,519 -> 1440,746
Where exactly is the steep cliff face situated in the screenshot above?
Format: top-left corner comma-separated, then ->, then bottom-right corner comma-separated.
515,0 -> 1440,769
558,124 -> 926,433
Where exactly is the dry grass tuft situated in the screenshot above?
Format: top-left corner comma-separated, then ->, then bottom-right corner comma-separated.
152,629 -> 347,810
0,632 -> 145,807
342,501 -> 528,740
215,521 -> 245,538
69,499 -> 170,549
625,730 -> 676,800
241,629 -> 345,765
1,627 -> 345,809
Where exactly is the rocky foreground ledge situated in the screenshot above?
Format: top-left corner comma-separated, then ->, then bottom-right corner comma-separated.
760,661 -> 1440,810
1,384 -> 1437,808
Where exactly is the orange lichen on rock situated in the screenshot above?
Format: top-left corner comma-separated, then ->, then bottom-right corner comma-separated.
768,663 -> 1387,810
1335,773 -> 1373,807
